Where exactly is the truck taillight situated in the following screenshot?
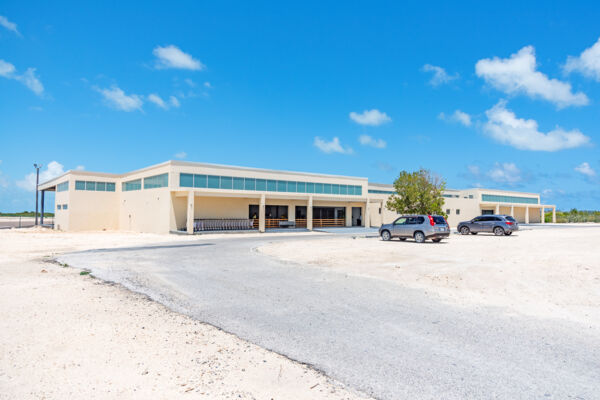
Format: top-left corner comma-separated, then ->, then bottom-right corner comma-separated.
428,215 -> 435,226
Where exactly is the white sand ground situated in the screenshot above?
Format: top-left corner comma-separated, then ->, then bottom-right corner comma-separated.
0,228 -> 366,400
259,227 -> 600,328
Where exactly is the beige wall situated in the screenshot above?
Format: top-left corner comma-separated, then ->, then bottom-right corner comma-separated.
119,188 -> 171,233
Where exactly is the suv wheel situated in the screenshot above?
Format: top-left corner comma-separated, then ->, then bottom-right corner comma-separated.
381,230 -> 391,241
460,226 -> 470,235
414,231 -> 425,243
505,231 -> 512,236
493,227 -> 505,236
432,238 -> 442,243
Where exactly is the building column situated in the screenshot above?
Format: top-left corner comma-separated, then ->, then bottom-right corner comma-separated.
186,191 -> 194,234
259,194 -> 266,233
345,205 -> 352,227
364,200 -> 370,227
510,205 -> 514,217
40,190 -> 45,225
495,203 -> 500,214
540,207 -> 545,224
552,207 -> 556,223
289,205 -> 296,223
307,195 -> 313,231
525,206 -> 529,224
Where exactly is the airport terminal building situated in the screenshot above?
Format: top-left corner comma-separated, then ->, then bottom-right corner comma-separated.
39,160 -> 556,233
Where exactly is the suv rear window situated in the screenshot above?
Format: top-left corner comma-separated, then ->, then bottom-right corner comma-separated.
432,216 -> 446,224
505,216 -> 516,222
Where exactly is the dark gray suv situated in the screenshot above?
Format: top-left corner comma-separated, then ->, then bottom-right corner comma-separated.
457,215 -> 518,236
379,215 -> 450,243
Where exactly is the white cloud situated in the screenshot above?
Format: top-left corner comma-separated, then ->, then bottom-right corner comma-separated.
422,64 -> 458,86
0,59 -> 16,77
204,81 -> 212,88
0,60 -> 44,96
575,162 -> 596,177
0,15 -> 20,35
359,134 -> 387,149
153,45 -> 204,70
16,161 -> 65,191
349,109 -> 391,126
17,68 -> 44,95
169,96 -> 180,108
483,101 -> 590,151
174,151 -> 187,159
564,37 -> 600,81
467,165 -> 481,176
147,93 -> 167,109
96,86 -> 143,112
488,162 -> 521,184
313,137 -> 353,154
439,109 -> 472,126
184,78 -> 196,87
75,165 -> 85,171
475,46 -> 588,108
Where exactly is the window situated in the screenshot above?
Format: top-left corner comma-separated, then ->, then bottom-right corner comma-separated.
85,181 -> 96,191
277,180 -> 287,192
76,180 -> 116,191
297,181 -> 306,193
57,181 -> 69,192
62,204 -> 68,210
180,173 -> 193,187
368,189 -> 395,194
469,195 -> 474,199
267,180 -> 276,191
106,182 -> 115,192
96,182 -> 106,191
256,179 -> 266,191
482,194 -> 538,204
194,174 -> 207,188
207,175 -> 220,188
220,176 -> 233,189
446,209 -> 451,215
123,179 -> 142,191
75,180 -> 85,190
144,173 -> 168,189
57,204 -> 61,210
233,177 -> 244,190
244,178 -> 256,190
394,217 -> 407,225
432,216 -> 446,225
456,209 -> 460,215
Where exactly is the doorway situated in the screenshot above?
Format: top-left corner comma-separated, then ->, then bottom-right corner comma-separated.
352,207 -> 362,226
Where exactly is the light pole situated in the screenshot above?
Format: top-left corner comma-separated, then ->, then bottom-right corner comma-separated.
33,163 -> 42,226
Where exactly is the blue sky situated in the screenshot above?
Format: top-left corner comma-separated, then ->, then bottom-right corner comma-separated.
1,1 -> 599,212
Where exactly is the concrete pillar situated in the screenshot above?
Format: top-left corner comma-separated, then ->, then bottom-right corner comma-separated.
186,191 -> 194,234
364,199 -> 370,227
289,205 -> 296,223
259,194 -> 266,233
510,205 -> 514,217
495,203 -> 500,214
345,205 -> 352,227
40,190 -> 45,225
552,207 -> 556,223
540,207 -> 545,224
307,196 -> 313,231
525,206 -> 529,224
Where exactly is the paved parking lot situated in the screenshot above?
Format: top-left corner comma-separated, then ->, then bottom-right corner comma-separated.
58,233 -> 600,400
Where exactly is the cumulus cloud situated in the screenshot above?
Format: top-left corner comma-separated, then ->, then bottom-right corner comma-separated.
575,162 -> 596,177
0,60 -> 44,96
359,134 -> 387,149
16,161 -> 65,191
174,151 -> 187,159
422,64 -> 458,86
488,162 -> 522,184
313,137 -> 353,154
349,109 -> 391,126
96,86 -> 143,112
564,37 -> 600,81
147,93 -> 167,109
483,101 -> 590,151
0,15 -> 20,35
153,45 -> 204,70
475,46 -> 588,108
439,109 -> 472,126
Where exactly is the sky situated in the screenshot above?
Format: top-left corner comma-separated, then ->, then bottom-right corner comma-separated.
1,1 -> 599,212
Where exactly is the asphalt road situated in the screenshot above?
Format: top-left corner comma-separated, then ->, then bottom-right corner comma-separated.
58,234 -> 600,400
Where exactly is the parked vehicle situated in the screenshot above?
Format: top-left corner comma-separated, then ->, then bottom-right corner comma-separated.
457,215 -> 518,236
379,215 -> 450,243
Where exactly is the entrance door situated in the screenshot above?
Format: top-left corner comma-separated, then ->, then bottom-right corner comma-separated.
352,207 -> 362,226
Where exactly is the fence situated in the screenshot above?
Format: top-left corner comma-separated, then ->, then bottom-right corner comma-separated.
0,217 -> 54,229
193,219 -> 255,232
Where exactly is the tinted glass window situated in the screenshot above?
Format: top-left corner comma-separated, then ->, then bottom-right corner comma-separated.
432,216 -> 446,224
416,216 -> 425,224
505,216 -> 516,222
406,217 -> 419,224
493,217 -> 503,221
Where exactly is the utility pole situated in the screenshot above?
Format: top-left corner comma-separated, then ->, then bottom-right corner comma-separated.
33,163 -> 42,226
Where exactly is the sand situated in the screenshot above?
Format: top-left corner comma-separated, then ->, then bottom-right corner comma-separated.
0,228 -> 365,400
258,227 -> 600,328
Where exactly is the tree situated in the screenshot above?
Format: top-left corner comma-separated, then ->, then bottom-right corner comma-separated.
385,168 -> 447,216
